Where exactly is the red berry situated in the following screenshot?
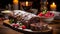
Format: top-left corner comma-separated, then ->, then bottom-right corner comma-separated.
22,25 -> 26,29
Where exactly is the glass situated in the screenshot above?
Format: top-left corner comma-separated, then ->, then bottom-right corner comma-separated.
20,1 -> 32,11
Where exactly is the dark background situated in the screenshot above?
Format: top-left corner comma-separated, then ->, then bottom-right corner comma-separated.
0,0 -> 60,11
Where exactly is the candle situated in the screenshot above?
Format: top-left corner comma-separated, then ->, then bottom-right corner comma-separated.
50,2 -> 56,10
26,1 -> 28,6
13,0 -> 18,10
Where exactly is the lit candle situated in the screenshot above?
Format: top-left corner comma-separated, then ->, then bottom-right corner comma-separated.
26,1 -> 28,6
13,0 -> 18,10
50,2 -> 56,10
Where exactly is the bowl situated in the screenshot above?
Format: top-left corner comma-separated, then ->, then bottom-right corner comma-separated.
42,17 -> 54,23
39,11 -> 56,23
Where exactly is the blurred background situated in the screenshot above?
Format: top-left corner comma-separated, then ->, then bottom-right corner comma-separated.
0,0 -> 60,11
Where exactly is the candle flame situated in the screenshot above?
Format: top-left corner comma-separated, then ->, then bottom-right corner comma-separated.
26,1 -> 28,6
13,0 -> 18,4
52,2 -> 55,5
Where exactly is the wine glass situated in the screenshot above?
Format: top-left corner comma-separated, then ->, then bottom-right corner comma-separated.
20,1 -> 32,11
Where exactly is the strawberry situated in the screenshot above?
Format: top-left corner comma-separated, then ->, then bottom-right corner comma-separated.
46,11 -> 50,14
50,13 -> 54,17
38,12 -> 44,16
45,13 -> 50,18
